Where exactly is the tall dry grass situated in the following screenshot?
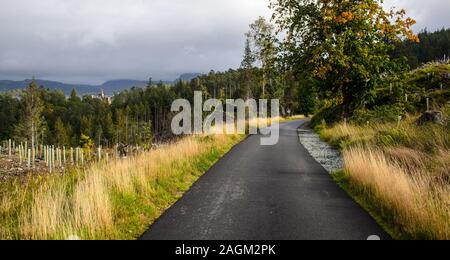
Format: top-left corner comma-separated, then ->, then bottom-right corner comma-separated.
0,134 -> 242,240
321,119 -> 450,152
343,147 -> 450,239
323,120 -> 450,239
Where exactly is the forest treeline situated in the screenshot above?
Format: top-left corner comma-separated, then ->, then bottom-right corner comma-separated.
394,28 -> 450,69
0,15 -> 297,148
1,0 -> 449,148
0,66 -> 298,148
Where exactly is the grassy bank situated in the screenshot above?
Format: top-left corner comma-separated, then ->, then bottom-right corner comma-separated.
319,119 -> 450,239
280,115 -> 305,122
0,134 -> 244,240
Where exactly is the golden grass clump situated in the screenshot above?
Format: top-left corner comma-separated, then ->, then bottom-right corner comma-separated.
343,147 -> 450,239
323,119 -> 450,239
73,172 -> 113,237
0,134 -> 242,240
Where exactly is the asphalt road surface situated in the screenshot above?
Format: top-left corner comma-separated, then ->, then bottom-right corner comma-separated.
141,120 -> 389,240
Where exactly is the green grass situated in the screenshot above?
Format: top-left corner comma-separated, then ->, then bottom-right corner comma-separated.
110,141 -> 236,240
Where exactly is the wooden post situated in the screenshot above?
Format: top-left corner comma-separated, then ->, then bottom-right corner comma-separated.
405,94 -> 408,103
53,147 -> 55,169
98,147 -> 102,162
70,147 -> 74,165
75,148 -> 79,166
19,146 -> 22,165
426,98 -> 430,111
59,148 -> 62,167
81,150 -> 84,166
60,148 -> 62,164
397,116 -> 402,128
50,147 -> 53,170
32,146 -> 35,168
27,149 -> 31,169
49,147 -> 53,173
63,147 -> 66,165
57,148 -> 60,167
45,146 -> 49,167
8,139 -> 11,157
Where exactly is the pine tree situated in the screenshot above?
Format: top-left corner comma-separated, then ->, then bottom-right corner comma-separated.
241,38 -> 257,99
104,112 -> 115,146
14,79 -> 44,163
140,121 -> 153,150
54,117 -> 69,146
69,88 -> 80,102
241,38 -> 255,69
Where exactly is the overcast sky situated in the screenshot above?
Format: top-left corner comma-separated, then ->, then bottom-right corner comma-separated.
0,0 -> 449,84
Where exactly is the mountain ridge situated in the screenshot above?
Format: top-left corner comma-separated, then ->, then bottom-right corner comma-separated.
0,73 -> 203,96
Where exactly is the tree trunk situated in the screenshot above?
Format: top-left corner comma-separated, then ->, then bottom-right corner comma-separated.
342,84 -> 352,120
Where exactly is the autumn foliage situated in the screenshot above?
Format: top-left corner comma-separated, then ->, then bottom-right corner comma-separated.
271,0 -> 419,117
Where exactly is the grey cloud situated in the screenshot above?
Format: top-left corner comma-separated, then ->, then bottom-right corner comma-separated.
385,0 -> 450,32
0,0 -> 448,84
0,0 -> 271,84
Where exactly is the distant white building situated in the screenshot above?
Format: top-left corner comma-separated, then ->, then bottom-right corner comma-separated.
91,89 -> 113,104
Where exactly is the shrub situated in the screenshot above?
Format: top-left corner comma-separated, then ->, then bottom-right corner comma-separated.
375,129 -> 409,147
443,104 -> 450,127
310,102 -> 343,128
351,105 -> 405,125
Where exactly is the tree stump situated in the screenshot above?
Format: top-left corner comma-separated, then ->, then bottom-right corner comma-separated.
117,143 -> 129,157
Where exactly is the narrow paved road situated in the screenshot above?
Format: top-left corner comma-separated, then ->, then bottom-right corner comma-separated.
141,120 -> 389,240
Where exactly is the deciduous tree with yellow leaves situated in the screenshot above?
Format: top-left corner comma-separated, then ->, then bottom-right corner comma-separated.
271,0 -> 419,118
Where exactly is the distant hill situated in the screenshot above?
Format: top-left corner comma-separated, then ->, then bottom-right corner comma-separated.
176,73 -> 203,82
0,79 -> 96,96
0,74 -> 202,96
100,80 -> 148,93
